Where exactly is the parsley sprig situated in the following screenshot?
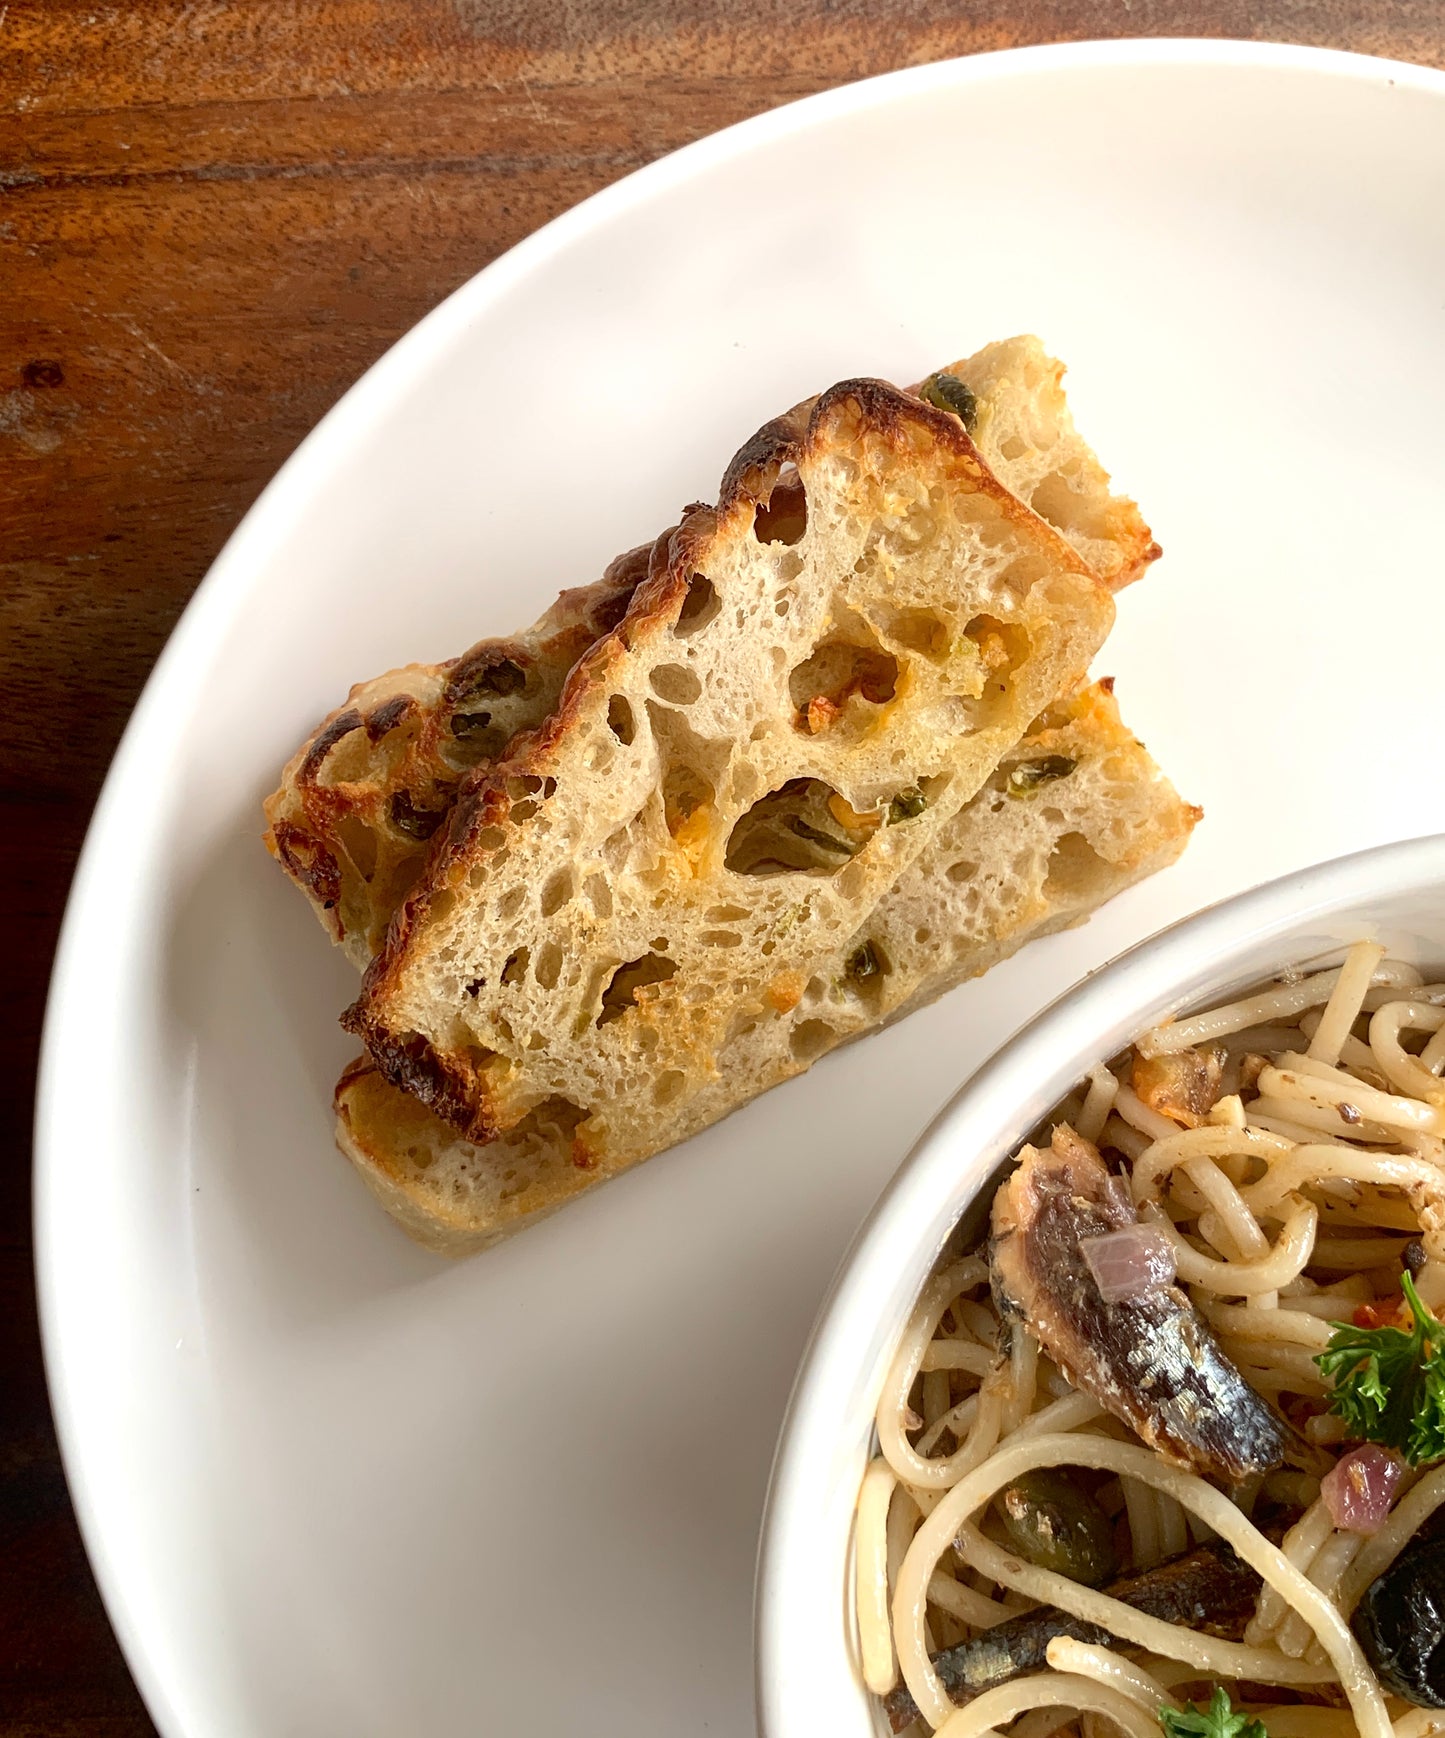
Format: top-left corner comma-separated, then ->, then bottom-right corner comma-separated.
1316,1271 -> 1445,1465
1159,1686 -> 1268,1738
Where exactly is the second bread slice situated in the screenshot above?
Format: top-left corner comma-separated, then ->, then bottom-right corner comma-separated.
335,681 -> 1196,1254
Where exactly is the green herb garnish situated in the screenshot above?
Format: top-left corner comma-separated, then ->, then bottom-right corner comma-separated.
1006,755 -> 1077,797
845,940 -> 884,985
388,790 -> 447,841
887,785 -> 928,824
1316,1272 -> 1445,1464
919,372 -> 979,431
1159,1686 -> 1268,1738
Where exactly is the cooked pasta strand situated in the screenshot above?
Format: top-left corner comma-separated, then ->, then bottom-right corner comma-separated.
1339,1462 -> 1445,1614
1137,962 -> 1412,1056
1369,1000 -> 1445,1101
932,1672 -> 1166,1738
1258,1064 -> 1445,1137
1044,1637 -> 1178,1715
1076,1067 -> 1121,1145
1150,1197 -> 1316,1296
856,1457 -> 898,1693
1308,942 -> 1386,1066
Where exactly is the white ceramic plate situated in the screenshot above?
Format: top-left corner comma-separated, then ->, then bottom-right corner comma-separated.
36,39 -> 1445,1738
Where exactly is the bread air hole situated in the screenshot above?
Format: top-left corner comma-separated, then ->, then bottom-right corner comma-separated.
789,632 -> 898,735
947,858 -> 979,885
500,947 -> 529,985
491,1098 -> 587,1196
389,790 -> 449,842
962,614 -> 1031,682
1033,469 -> 1102,540
663,761 -> 714,843
1043,831 -> 1110,901
457,1042 -> 502,1082
653,1069 -> 685,1106
651,663 -> 703,705
790,1018 -> 839,1062
674,571 -> 720,637
648,700 -> 726,859
334,812 -> 378,881
882,606 -> 951,662
725,778 -> 880,877
442,712 -> 509,767
448,653 -> 526,705
753,472 -> 808,545
584,873 -> 613,918
607,695 -> 636,744
307,717 -> 369,786
596,952 -> 678,1026
540,867 -> 573,917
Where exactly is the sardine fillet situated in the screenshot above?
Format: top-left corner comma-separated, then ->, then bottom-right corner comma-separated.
990,1124 -> 1290,1482
884,1537 -> 1261,1730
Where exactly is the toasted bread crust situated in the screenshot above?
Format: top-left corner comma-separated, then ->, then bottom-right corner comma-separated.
262,549 -> 653,967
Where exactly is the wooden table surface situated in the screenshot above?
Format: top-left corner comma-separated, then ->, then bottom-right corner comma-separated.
4,3 -> 1442,1731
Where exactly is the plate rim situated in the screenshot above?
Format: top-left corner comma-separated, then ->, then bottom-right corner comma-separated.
33,36 -> 1445,1738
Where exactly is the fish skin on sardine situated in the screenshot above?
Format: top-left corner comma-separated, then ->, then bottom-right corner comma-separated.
989,1123 -> 1291,1483
883,1537 -> 1262,1731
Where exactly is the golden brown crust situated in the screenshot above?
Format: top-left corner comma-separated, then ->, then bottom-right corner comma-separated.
261,553 -> 652,967
333,1059 -> 604,1255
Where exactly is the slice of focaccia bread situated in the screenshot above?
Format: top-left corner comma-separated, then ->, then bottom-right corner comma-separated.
334,681 -> 1196,1254
343,372 -> 1117,1165
262,548 -> 653,968
263,338 -> 1157,972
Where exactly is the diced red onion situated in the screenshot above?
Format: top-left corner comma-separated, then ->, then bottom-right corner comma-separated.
1321,1444 -> 1404,1535
1079,1224 -> 1177,1302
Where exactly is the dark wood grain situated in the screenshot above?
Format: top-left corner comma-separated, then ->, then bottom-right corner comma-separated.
2,4 -> 1440,1731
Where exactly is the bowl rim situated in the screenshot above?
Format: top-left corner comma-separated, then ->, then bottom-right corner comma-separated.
754,829 -> 1445,1736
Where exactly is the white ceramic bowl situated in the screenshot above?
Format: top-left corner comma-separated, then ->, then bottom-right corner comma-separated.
755,832 -> 1445,1737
